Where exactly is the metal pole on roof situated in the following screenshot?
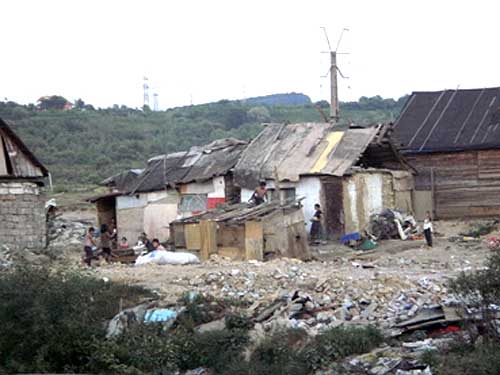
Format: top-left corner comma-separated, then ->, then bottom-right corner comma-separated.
330,51 -> 339,123
321,27 -> 349,125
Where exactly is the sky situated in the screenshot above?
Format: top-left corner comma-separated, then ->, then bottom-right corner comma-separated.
1,0 -> 500,109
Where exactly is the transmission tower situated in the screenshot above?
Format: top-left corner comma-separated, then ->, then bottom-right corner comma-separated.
153,93 -> 159,111
143,77 -> 150,107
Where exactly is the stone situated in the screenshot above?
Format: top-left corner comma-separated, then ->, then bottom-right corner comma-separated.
196,318 -> 226,333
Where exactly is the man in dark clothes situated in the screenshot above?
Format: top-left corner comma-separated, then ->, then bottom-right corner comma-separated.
310,203 -> 323,243
250,181 -> 267,206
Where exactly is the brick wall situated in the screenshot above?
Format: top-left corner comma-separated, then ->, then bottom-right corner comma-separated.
0,182 -> 46,250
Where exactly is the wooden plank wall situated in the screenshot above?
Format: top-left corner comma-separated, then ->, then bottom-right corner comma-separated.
0,130 -> 44,177
406,149 -> 500,218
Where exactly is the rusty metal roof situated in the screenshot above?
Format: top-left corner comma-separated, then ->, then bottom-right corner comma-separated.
130,138 -> 247,193
233,123 -> 380,187
393,87 -> 500,153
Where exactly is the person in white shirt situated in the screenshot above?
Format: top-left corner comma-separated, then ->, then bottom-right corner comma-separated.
423,211 -> 433,247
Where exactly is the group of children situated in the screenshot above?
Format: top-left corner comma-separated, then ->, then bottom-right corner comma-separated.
83,226 -> 168,266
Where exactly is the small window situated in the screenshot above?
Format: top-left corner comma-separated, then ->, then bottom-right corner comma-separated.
179,194 -> 207,212
281,188 -> 296,202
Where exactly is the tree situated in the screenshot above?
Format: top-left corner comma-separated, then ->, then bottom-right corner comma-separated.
37,95 -> 71,110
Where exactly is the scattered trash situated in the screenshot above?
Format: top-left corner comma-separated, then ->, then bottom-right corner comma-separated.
144,308 -> 178,323
367,209 -> 417,241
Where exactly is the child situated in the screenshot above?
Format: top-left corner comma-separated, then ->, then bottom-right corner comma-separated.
119,237 -> 129,249
423,211 -> 433,247
310,203 -> 323,244
99,224 -> 112,262
83,227 -> 97,266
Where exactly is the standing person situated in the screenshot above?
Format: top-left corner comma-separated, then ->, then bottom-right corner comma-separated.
423,211 -> 433,247
310,203 -> 323,244
83,227 -> 96,267
99,224 -> 112,261
250,181 -> 267,206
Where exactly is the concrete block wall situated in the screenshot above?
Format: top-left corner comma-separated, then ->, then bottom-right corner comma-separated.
0,182 -> 46,250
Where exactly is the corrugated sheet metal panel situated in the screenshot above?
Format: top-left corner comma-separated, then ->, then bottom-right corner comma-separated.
394,88 -> 500,153
234,123 -> 381,187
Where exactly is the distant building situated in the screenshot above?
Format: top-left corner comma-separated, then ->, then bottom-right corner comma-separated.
0,118 -> 49,250
234,122 -> 415,237
89,138 -> 247,243
393,88 -> 500,219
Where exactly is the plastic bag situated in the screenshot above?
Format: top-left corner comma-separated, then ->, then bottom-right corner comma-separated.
135,250 -> 200,266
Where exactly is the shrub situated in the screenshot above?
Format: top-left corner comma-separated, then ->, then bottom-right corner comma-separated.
301,326 -> 384,371
450,250 -> 500,339
434,343 -> 500,375
0,266 -> 152,373
248,328 -> 310,375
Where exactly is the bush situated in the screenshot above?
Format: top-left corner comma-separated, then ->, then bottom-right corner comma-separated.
302,326 -> 384,371
0,266 -> 152,373
450,250 -> 500,339
434,343 -> 500,375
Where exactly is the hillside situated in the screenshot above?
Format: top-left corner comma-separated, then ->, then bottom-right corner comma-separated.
0,95 -> 407,189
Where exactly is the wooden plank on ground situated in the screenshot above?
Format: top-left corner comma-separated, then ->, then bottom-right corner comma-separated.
245,221 -> 264,261
200,220 -> 217,260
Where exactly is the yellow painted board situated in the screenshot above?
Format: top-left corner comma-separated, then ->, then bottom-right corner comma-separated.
185,223 -> 201,250
310,131 -> 344,173
200,220 -> 217,260
245,221 -> 264,261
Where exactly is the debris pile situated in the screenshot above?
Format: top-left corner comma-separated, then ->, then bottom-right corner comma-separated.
367,209 -> 417,241
47,217 -> 90,252
0,244 -> 12,269
157,257 -> 452,334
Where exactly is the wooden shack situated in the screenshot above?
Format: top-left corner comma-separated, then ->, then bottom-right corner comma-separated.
393,88 -> 500,219
170,200 -> 311,261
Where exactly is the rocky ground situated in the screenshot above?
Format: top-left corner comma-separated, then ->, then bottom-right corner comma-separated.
12,204 -> 495,375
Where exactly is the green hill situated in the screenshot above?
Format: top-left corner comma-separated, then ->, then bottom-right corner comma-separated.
0,95 -> 407,189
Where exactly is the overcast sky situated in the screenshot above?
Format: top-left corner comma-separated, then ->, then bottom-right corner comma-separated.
1,0 -> 499,109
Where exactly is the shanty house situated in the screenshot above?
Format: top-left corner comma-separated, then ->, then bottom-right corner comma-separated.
170,200 -> 311,261
87,169 -> 143,234
234,123 -> 414,237
93,138 -> 247,243
0,118 -> 49,250
392,87 -> 500,219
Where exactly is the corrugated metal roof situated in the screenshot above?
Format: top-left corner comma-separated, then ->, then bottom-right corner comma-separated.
233,123 -> 380,187
130,138 -> 247,193
393,87 -> 500,153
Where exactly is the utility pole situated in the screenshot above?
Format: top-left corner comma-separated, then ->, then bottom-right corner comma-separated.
330,51 -> 339,122
321,27 -> 349,125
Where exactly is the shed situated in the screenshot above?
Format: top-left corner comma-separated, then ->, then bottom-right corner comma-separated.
0,118 -> 49,250
234,123 -> 414,237
392,87 -> 500,219
170,200 -> 311,261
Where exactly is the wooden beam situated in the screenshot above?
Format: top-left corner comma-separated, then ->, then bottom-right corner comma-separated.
200,220 -> 217,260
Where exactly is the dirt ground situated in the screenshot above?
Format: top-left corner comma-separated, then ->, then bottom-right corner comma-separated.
79,218 -> 492,320
53,198 -> 494,325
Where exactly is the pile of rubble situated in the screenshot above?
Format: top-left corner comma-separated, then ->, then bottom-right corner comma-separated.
47,216 -> 89,253
162,256 -> 451,334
